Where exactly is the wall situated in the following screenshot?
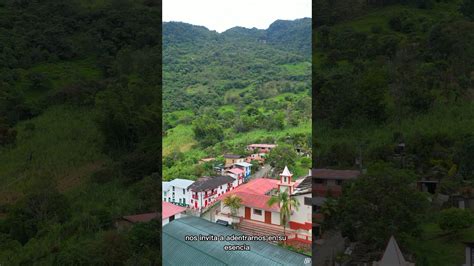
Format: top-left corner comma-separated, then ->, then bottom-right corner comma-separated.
169,185 -> 191,206
271,211 -> 281,225
250,207 -> 265,222
291,193 -> 312,224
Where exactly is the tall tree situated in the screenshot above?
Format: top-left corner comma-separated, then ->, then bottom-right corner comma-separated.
267,189 -> 300,238
223,194 -> 243,228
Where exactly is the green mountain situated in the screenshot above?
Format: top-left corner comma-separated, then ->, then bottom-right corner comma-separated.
162,19 -> 312,181
0,1 -> 161,264
313,0 -> 474,264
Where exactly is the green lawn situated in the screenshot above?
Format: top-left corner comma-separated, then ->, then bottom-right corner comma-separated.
162,124 -> 197,156
281,62 -> 311,76
405,222 -> 474,265
15,58 -> 102,103
0,105 -> 106,194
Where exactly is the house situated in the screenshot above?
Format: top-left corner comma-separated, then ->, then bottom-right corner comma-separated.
162,179 -> 194,207
188,175 -> 235,210
163,181 -> 171,201
311,169 -> 360,241
115,212 -> 159,230
246,153 -> 265,165
312,169 -> 360,197
234,161 -> 252,179
225,167 -> 245,186
452,194 -> 474,211
417,178 -> 439,194
464,242 -> 474,266
162,201 -> 186,226
373,236 -> 414,266
215,166 -> 312,246
247,143 -> 277,153
163,216 -> 310,265
223,154 -> 245,168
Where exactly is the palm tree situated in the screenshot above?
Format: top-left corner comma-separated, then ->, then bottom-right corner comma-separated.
267,189 -> 300,238
223,194 -> 243,228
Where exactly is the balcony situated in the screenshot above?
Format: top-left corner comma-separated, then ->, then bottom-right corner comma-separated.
203,191 -> 217,199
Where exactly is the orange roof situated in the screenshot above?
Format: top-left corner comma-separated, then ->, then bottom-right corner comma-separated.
217,178 -> 280,212
162,202 -> 186,219
227,168 -> 244,175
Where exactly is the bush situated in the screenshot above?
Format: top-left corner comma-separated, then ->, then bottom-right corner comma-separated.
438,208 -> 474,234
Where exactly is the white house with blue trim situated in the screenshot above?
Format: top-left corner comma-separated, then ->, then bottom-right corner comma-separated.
234,162 -> 252,179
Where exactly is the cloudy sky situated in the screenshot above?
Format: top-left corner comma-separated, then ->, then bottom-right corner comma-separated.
163,0 -> 311,33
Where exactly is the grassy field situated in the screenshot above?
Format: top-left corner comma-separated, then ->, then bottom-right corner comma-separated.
405,222 -> 474,265
15,59 -> 101,102
314,103 -> 474,158
162,124 -> 197,156
281,62 -> 311,76
0,105 -> 107,200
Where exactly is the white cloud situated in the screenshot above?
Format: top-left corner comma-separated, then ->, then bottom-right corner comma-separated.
163,0 -> 311,33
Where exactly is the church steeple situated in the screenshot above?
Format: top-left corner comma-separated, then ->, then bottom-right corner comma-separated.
278,166 -> 294,194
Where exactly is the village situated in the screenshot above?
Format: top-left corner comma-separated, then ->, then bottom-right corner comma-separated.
117,140 -> 474,265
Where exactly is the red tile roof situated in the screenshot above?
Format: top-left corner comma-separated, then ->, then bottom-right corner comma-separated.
312,169 -> 360,180
162,202 -> 186,220
232,192 -> 279,212
217,178 -> 280,212
123,212 -> 159,223
227,168 -> 244,175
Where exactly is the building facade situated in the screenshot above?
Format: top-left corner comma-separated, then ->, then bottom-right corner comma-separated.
188,175 -> 235,210
162,179 -> 194,207
216,166 -> 312,243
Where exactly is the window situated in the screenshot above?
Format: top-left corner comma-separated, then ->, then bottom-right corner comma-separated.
183,198 -> 186,204
304,197 -> 311,206
336,180 -> 343,186
183,188 -> 185,194
172,186 -> 175,191
253,209 -> 262,215
169,215 -> 175,222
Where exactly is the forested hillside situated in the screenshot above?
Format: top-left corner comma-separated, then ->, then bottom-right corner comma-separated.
162,18 -> 312,181
0,0 -> 161,264
313,0 -> 474,264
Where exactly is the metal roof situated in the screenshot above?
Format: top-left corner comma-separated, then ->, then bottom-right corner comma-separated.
312,169 -> 360,180
378,236 -> 408,265
163,181 -> 171,192
223,154 -> 243,159
188,176 -> 235,192
163,216 -> 310,265
168,178 -> 194,189
162,202 -> 186,220
235,162 -> 252,167
281,166 -> 292,176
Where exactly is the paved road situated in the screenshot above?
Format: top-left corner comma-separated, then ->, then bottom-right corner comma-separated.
252,164 -> 272,179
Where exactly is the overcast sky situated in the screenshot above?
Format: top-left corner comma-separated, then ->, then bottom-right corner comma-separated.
163,0 -> 311,33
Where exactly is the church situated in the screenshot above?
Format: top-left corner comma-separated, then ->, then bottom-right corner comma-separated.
215,166 -> 312,246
